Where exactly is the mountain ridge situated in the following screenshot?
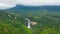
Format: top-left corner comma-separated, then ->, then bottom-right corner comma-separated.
7,4 -> 60,11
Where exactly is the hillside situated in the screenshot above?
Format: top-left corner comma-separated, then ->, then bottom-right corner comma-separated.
0,10 -> 60,34
0,10 -> 33,34
1,5 -> 60,34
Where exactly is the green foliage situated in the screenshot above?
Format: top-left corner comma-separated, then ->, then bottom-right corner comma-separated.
0,10 -> 33,34
0,10 -> 60,34
18,10 -> 60,34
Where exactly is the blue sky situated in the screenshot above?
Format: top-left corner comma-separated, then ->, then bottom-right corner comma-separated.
0,0 -> 60,9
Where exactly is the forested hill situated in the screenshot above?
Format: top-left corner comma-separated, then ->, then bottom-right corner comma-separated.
0,10 -> 60,34
0,10 -> 33,34
1,5 -> 60,34
7,4 -> 60,11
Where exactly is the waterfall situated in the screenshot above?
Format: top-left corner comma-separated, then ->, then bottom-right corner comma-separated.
27,19 -> 31,28
25,18 -> 31,28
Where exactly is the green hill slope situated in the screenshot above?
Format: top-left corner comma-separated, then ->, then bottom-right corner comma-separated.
0,10 -> 33,34
0,10 -> 60,34
18,10 -> 60,34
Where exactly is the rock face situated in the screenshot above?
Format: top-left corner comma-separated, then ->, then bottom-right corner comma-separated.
31,21 -> 37,25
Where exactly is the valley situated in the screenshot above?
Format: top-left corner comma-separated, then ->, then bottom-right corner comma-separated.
0,10 -> 60,34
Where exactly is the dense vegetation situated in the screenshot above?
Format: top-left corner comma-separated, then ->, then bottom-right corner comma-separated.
0,10 -> 33,34
0,10 -> 60,34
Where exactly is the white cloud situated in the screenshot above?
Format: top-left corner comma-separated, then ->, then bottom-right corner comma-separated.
0,3 -> 16,9
0,0 -> 60,9
14,0 -> 60,6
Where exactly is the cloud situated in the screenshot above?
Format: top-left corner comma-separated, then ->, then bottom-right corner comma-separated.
13,0 -> 60,6
0,0 -> 60,9
0,3 -> 16,9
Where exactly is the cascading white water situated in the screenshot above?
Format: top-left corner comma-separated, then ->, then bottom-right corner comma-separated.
27,19 -> 31,28
25,18 -> 31,28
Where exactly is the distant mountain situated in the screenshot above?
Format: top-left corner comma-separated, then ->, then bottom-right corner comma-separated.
7,4 -> 60,11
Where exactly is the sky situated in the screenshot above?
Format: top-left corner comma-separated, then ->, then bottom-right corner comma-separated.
0,0 -> 60,9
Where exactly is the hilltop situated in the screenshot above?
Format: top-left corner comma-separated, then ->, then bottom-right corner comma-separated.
7,4 -> 60,11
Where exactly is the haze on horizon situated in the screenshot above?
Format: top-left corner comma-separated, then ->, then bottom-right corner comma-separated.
0,0 -> 60,9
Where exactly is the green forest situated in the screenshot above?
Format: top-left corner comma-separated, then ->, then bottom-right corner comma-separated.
0,10 -> 60,34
